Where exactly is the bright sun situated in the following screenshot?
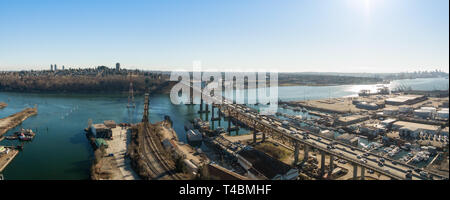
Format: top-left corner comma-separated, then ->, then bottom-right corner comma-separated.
349,0 -> 377,16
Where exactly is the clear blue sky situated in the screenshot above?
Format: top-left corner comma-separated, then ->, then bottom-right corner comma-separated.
0,0 -> 448,72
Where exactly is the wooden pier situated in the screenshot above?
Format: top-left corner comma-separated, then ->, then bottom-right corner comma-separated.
0,148 -> 19,172
0,107 -> 38,137
0,102 -> 7,110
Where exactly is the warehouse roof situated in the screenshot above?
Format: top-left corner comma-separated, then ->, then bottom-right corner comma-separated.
393,121 -> 440,132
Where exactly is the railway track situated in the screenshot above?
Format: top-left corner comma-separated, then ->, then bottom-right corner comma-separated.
141,123 -> 181,180
140,128 -> 165,179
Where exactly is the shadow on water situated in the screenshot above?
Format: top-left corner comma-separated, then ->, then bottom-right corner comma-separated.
68,132 -> 89,145
64,159 -> 92,180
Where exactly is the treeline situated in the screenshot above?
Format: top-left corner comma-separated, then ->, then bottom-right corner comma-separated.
0,74 -> 169,93
278,74 -> 383,86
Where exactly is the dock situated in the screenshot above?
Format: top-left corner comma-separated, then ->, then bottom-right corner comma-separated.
0,102 -> 7,110
0,147 -> 19,172
0,107 -> 38,137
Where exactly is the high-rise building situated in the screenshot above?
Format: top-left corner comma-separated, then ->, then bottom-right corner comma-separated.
54,64 -> 57,71
51,64 -> 53,71
116,63 -> 120,71
62,65 -> 65,70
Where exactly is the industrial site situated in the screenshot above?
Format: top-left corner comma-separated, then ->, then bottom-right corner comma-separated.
67,78 -> 450,181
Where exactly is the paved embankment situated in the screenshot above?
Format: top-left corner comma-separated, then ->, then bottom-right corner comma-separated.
0,107 -> 38,137
0,148 -> 19,172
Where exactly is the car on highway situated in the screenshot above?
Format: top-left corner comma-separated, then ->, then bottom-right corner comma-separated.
405,173 -> 413,179
420,171 -> 428,177
338,159 -> 347,164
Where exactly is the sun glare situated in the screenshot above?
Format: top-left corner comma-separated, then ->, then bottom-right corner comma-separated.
364,0 -> 371,15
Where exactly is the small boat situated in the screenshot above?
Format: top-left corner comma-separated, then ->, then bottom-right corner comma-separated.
16,128 -> 35,141
5,135 -> 18,140
19,134 -> 33,141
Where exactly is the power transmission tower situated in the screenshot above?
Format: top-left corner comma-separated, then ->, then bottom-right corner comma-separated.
127,73 -> 136,108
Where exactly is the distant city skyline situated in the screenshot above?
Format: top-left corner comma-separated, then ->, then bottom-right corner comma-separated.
0,0 -> 448,73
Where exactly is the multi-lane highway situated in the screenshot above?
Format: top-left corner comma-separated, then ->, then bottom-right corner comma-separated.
226,101 -> 448,180
183,81 -> 449,180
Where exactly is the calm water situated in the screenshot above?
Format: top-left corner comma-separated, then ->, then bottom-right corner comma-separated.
0,77 -> 448,179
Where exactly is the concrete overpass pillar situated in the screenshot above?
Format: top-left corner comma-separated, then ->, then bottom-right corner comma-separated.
360,166 -> 365,180
304,145 -> 309,162
218,109 -> 221,126
294,142 -> 299,165
329,155 -> 334,177
211,104 -> 215,119
200,98 -> 203,112
253,121 -> 257,143
320,151 -> 326,176
190,84 -> 193,105
228,117 -> 231,135
353,164 -> 358,180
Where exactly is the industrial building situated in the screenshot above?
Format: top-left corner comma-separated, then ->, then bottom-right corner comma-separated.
383,107 -> 398,116
360,123 -> 386,137
355,102 -> 379,110
381,118 -> 397,128
392,121 -> 441,138
92,123 -> 113,139
103,120 -> 117,129
385,95 -> 426,105
206,163 -> 248,180
336,133 -> 359,146
336,115 -> 369,126
399,106 -> 413,113
441,127 -> 449,136
319,130 -> 335,139
237,147 -> 298,180
437,108 -> 449,120
414,107 -> 438,119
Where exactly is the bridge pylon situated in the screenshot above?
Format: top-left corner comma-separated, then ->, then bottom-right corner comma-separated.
142,88 -> 150,123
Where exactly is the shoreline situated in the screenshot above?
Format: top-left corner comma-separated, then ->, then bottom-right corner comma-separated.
0,107 -> 38,137
0,148 -> 19,172
0,102 -> 7,109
